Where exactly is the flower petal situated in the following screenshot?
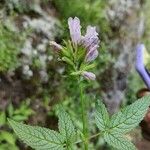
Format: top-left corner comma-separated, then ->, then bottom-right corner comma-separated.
68,17 -> 82,45
82,71 -> 96,80
85,45 -> 99,62
135,44 -> 150,89
82,26 -> 99,51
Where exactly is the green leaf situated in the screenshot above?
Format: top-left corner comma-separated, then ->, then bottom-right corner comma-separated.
8,103 -> 14,117
12,115 -> 28,121
8,119 -> 65,150
58,107 -> 76,142
95,100 -> 110,131
0,131 -> 16,145
104,133 -> 137,150
109,96 -> 150,134
0,111 -> 6,126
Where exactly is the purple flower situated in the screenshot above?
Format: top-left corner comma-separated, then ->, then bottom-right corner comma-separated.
82,71 -> 96,80
82,26 -> 99,51
51,17 -> 100,81
68,17 -> 82,45
50,41 -> 63,51
68,17 -> 100,62
82,26 -> 99,62
85,45 -> 99,62
135,44 -> 150,89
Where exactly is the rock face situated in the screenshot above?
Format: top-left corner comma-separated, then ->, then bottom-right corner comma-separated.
1,0 -> 61,82
0,0 -> 62,110
19,3 -> 61,82
99,0 -> 145,114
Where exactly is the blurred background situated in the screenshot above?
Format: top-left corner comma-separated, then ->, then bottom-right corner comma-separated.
0,0 -> 150,149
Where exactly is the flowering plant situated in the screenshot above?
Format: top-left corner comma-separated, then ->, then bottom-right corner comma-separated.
50,17 -> 99,80
8,17 -> 150,150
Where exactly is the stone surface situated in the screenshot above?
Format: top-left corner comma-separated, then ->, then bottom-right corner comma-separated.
98,0 -> 145,114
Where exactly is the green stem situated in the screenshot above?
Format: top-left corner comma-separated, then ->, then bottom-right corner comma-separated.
79,80 -> 88,150
75,132 -> 101,145
63,132 -> 101,147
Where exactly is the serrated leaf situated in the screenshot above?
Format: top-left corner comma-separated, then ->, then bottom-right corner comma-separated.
109,96 -> 150,134
95,100 -> 110,131
58,107 -> 76,142
8,119 -> 65,150
104,133 -> 137,150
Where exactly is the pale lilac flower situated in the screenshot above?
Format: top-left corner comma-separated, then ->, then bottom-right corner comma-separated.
51,17 -> 100,81
135,44 -> 150,89
85,45 -> 99,62
68,18 -> 100,62
82,26 -> 99,50
68,17 -> 82,45
82,71 -> 96,80
82,26 -> 99,62
50,41 -> 63,51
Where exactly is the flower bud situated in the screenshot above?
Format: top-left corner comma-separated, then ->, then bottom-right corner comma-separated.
50,41 -> 63,51
82,71 -> 96,80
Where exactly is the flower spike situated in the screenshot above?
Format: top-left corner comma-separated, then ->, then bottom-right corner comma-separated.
51,17 -> 100,81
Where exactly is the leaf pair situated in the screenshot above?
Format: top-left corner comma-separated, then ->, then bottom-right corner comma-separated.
8,96 -> 150,150
95,96 -> 150,150
8,107 -> 76,150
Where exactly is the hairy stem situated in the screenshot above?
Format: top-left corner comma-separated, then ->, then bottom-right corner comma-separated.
79,80 -> 88,150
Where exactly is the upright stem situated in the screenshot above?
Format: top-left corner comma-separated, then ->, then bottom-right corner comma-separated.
75,132 -> 101,145
79,80 -> 88,150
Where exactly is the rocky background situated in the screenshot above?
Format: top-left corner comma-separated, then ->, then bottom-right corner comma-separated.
99,0 -> 145,114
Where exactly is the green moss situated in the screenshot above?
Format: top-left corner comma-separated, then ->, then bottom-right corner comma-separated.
0,25 -> 24,72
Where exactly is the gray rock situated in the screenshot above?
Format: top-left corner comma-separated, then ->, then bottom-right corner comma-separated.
99,0 -> 145,114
